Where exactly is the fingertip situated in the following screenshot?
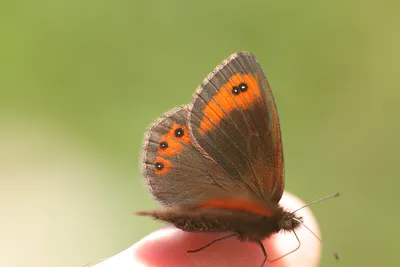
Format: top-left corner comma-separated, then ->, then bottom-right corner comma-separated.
132,227 -> 272,267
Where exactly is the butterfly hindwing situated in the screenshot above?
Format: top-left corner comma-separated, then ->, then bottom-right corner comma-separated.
142,106 -> 247,206
188,52 -> 284,203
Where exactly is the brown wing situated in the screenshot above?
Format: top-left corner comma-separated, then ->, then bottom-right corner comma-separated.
188,51 -> 284,203
141,106 -> 251,206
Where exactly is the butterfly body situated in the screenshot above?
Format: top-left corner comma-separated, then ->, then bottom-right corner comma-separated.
137,198 -> 302,242
138,51 -> 298,265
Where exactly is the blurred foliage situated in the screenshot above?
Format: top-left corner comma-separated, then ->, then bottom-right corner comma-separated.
0,1 -> 399,267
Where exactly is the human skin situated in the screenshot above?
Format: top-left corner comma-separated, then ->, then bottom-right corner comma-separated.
94,192 -> 321,267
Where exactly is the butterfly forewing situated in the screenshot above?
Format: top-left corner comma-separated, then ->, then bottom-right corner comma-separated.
238,53 -> 285,201
188,52 -> 284,203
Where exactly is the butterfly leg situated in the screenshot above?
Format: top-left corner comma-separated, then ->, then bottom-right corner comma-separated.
187,233 -> 237,253
257,240 -> 268,267
267,230 -> 301,262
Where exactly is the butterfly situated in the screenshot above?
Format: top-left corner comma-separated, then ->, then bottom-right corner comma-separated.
137,51 -> 338,266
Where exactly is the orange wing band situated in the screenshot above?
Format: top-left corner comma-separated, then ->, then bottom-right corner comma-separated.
199,74 -> 262,135
199,198 -> 274,217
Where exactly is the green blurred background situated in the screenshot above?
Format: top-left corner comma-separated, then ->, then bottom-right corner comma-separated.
1,1 -> 398,267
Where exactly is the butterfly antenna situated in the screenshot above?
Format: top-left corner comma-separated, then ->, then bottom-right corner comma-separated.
292,192 -> 340,213
293,218 -> 340,260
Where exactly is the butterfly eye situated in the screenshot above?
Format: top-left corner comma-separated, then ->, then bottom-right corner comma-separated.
155,162 -> 164,170
239,83 -> 248,92
174,127 -> 184,138
159,141 -> 168,149
232,86 -> 240,95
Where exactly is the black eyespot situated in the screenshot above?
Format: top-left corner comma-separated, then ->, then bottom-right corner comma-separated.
159,141 -> 168,149
232,86 -> 240,95
174,127 -> 184,137
239,83 -> 248,92
155,162 -> 164,170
